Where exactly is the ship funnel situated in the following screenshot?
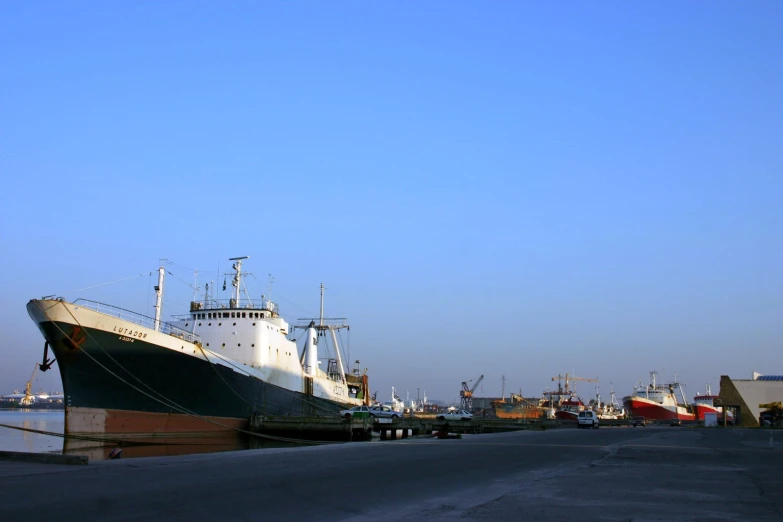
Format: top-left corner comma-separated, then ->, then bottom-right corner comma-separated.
304,325 -> 318,376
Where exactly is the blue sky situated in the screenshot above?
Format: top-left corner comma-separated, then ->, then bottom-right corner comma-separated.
1,2 -> 781,404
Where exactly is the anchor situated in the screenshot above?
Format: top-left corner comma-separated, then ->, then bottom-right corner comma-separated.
39,341 -> 55,372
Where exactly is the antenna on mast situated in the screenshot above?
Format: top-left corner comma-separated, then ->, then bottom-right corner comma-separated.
319,283 -> 325,327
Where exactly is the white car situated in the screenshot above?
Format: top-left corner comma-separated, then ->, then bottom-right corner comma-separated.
339,406 -> 370,419
436,410 -> 473,421
577,410 -> 599,429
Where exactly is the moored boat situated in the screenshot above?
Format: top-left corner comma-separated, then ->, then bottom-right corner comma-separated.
623,371 -> 695,421
491,394 -> 544,420
26,257 -> 370,437
692,384 -> 733,423
554,395 -> 585,420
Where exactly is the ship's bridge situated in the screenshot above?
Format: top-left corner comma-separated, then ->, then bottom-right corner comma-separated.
181,298 -> 288,334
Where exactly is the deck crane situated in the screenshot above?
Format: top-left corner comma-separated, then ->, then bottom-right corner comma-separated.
460,374 -> 484,411
20,363 -> 40,406
551,373 -> 598,395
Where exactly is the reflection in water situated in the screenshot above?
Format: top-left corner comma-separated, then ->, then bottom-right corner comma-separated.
0,409 -> 64,454
1,410 -> 320,461
63,432 -> 316,461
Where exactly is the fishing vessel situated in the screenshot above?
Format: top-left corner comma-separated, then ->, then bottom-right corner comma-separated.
692,384 -> 733,422
589,383 -> 626,419
26,257 -> 370,437
547,373 -> 596,420
553,395 -> 585,420
491,394 -> 544,420
623,371 -> 695,421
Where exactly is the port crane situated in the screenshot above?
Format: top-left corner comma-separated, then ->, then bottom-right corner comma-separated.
20,363 -> 40,406
551,373 -> 598,396
460,374 -> 484,410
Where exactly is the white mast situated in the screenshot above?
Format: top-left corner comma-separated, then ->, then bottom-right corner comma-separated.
229,256 -> 249,308
153,261 -> 165,332
319,283 -> 325,327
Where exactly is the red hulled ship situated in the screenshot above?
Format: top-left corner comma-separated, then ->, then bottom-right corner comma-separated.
623,371 -> 695,421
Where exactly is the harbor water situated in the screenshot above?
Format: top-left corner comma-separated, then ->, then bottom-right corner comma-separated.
0,409 -> 64,454
0,409 -> 315,461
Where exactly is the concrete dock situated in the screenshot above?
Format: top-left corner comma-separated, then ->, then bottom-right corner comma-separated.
1,427 -> 781,521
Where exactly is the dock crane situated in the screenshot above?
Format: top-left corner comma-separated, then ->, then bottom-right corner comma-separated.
460,374 -> 484,410
551,373 -> 598,396
20,363 -> 40,406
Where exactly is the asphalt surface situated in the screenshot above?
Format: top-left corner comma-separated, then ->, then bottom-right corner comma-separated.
1,427 -> 781,521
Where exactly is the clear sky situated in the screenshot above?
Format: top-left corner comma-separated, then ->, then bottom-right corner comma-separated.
1,2 -> 781,405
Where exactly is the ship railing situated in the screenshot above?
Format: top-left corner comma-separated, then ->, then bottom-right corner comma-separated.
73,299 -> 201,344
188,298 -> 279,314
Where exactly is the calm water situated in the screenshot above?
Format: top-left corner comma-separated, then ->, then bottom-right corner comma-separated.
0,409 -> 64,454
0,409 -> 309,461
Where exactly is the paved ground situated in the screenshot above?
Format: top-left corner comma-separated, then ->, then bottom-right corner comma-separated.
1,427 -> 781,521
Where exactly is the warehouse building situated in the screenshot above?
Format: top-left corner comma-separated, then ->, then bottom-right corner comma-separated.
719,373 -> 783,427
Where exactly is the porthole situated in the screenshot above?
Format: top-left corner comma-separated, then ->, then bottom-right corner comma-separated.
253,322 -> 256,326
206,343 -> 210,347
222,343 -> 226,347
233,322 -> 236,326
219,322 -> 222,326
251,344 -> 255,347
198,322 -> 202,326
238,343 -> 241,347
185,323 -> 189,327
208,322 -> 212,326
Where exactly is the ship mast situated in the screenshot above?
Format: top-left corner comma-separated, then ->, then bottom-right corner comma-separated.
153,261 -> 165,331
295,283 -> 348,383
229,256 -> 249,308
319,283 -> 325,327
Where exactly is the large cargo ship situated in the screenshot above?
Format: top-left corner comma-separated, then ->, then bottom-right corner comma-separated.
26,257 -> 369,437
623,371 -> 695,421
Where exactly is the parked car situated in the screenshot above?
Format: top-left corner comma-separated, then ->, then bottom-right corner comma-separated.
632,416 -> 647,427
670,418 -> 682,427
577,410 -> 599,429
339,406 -> 370,419
369,404 -> 402,419
436,409 -> 473,421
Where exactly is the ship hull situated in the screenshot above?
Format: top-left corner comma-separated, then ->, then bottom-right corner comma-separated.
27,300 -> 353,436
554,410 -> 579,420
491,402 -> 543,420
623,396 -> 695,421
693,403 -> 733,422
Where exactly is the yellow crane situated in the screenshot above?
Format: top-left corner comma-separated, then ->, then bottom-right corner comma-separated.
552,373 -> 598,395
20,363 -> 40,406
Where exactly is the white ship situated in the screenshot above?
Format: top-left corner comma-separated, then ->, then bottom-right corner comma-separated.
26,257 -> 370,437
